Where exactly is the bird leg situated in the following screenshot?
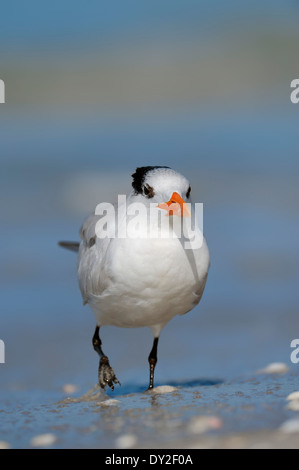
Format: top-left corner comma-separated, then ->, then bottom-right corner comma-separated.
92,326 -> 120,391
148,337 -> 159,390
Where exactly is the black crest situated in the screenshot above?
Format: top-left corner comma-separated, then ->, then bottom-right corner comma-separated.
131,166 -> 169,194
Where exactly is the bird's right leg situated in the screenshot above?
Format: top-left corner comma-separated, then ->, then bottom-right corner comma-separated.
92,326 -> 120,391
147,337 -> 159,390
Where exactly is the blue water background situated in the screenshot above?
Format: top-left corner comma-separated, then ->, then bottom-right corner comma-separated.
0,0 -> 299,393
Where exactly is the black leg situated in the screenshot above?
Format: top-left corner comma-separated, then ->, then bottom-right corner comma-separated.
92,326 -> 104,357
148,337 -> 159,390
92,326 -> 120,391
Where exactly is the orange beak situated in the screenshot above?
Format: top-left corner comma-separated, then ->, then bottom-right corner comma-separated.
157,192 -> 191,217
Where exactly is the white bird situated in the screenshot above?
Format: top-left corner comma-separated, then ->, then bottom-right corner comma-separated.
59,166 -> 210,390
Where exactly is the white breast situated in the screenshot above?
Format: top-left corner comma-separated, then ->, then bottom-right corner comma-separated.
87,234 -> 209,332
78,197 -> 210,336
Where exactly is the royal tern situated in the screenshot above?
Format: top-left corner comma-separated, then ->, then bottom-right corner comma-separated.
59,166 -> 210,390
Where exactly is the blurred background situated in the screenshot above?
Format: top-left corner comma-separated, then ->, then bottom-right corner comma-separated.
1,0 -> 299,392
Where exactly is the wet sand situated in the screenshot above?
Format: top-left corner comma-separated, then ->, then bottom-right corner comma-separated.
1,367 -> 299,449
1,0 -> 299,451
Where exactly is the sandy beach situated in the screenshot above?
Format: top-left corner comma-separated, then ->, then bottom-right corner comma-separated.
1,0 -> 299,450
1,366 -> 299,449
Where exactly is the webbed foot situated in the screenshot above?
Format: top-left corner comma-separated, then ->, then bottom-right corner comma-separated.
98,355 -> 120,391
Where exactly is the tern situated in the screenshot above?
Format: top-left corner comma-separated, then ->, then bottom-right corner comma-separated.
59,166 -> 210,391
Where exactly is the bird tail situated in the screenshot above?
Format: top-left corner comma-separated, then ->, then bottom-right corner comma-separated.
58,241 -> 80,253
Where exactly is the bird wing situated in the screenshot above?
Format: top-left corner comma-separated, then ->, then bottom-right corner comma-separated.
77,211 -> 113,305
58,240 -> 80,252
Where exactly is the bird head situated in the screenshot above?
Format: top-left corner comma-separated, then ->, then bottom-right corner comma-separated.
131,166 -> 191,217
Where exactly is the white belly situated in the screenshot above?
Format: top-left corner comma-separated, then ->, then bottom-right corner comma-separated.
88,235 -> 210,332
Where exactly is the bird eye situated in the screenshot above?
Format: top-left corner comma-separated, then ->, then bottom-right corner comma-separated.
143,184 -> 154,198
186,186 -> 191,198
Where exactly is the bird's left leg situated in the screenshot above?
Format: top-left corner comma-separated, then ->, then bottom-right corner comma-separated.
147,337 -> 159,390
92,326 -> 120,391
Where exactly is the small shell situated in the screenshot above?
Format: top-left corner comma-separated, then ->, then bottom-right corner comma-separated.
188,415 -> 223,434
62,383 -> 78,395
286,400 -> 299,411
0,441 -> 11,449
115,434 -> 137,449
30,433 -> 57,447
280,419 -> 299,433
257,362 -> 289,374
151,385 -> 177,394
286,391 -> 299,401
101,399 -> 121,406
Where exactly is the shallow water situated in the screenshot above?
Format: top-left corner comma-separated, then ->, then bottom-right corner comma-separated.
1,370 -> 299,449
1,112 -> 299,447
1,109 -> 299,447
1,0 -> 299,449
